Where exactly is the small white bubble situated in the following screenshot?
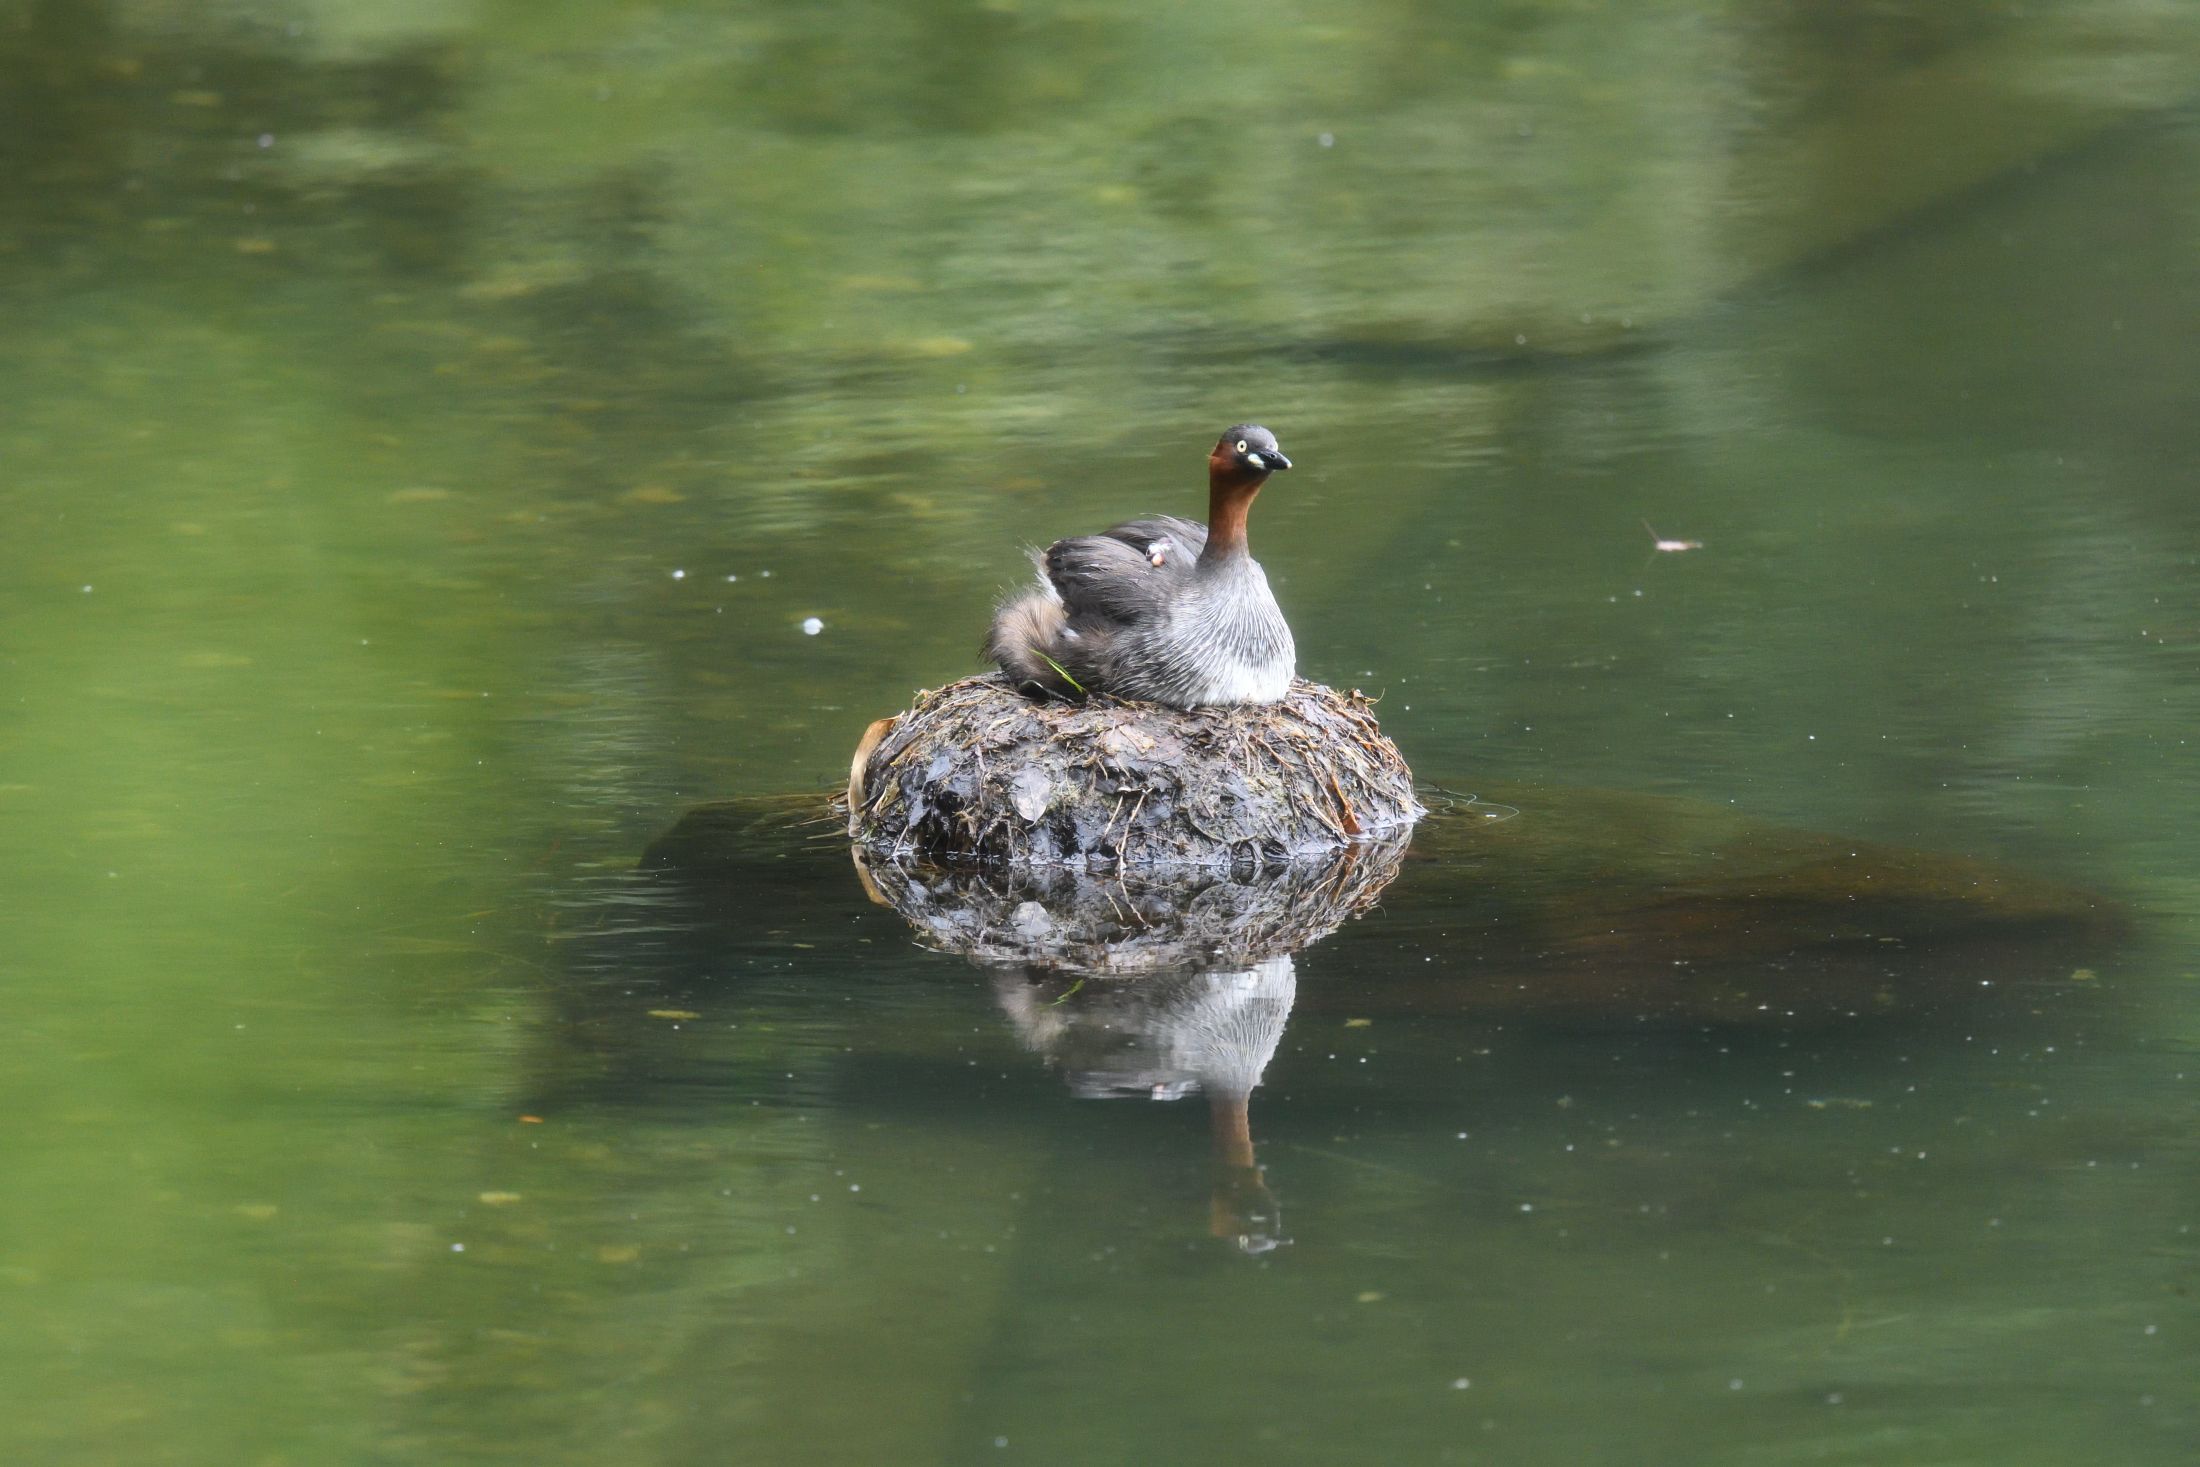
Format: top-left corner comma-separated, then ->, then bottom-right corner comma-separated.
81,584 -> 94,593
1318,132 -> 1335,148
1728,1378 -> 1744,1391
257,133 -> 274,148
1451,1378 -> 1471,1390
725,574 -> 739,582
451,1243 -> 465,1253
671,568 -> 686,580
801,617 -> 824,635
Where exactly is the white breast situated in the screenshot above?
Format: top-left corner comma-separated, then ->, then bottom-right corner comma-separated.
1190,655 -> 1293,705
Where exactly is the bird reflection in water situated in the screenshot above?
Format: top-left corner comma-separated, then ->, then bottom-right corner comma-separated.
994,958 -> 1296,1253
853,831 -> 1407,1254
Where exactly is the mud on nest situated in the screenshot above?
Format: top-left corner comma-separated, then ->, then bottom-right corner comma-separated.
844,675 -> 1422,871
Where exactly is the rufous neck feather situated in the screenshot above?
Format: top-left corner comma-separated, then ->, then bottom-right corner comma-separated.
1204,452 -> 1264,561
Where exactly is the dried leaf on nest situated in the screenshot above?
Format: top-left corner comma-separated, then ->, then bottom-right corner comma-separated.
844,675 -> 1421,871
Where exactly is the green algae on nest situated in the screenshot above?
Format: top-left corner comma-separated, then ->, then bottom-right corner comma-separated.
845,675 -> 1421,871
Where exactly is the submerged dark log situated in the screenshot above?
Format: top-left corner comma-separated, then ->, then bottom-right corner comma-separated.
845,675 -> 1421,870
614,791 -> 2125,1254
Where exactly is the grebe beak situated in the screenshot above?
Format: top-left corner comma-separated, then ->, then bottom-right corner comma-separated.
1254,448 -> 1291,472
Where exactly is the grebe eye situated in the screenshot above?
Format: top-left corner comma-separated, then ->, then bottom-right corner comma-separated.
1235,439 -> 1248,453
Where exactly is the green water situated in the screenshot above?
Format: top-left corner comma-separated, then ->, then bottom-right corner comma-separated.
4,2 -> 2196,1462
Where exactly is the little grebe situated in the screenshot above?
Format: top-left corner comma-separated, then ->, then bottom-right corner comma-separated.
985,425 -> 1296,708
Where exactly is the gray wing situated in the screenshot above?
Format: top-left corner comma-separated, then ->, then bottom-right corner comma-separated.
1044,515 -> 1208,624
1099,515 -> 1207,563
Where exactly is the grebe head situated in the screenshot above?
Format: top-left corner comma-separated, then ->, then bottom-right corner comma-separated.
1209,424 -> 1291,485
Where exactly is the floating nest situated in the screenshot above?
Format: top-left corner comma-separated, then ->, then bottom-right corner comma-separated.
844,675 -> 1421,871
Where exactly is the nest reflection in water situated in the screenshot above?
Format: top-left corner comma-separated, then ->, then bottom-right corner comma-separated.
851,824 -> 1407,974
